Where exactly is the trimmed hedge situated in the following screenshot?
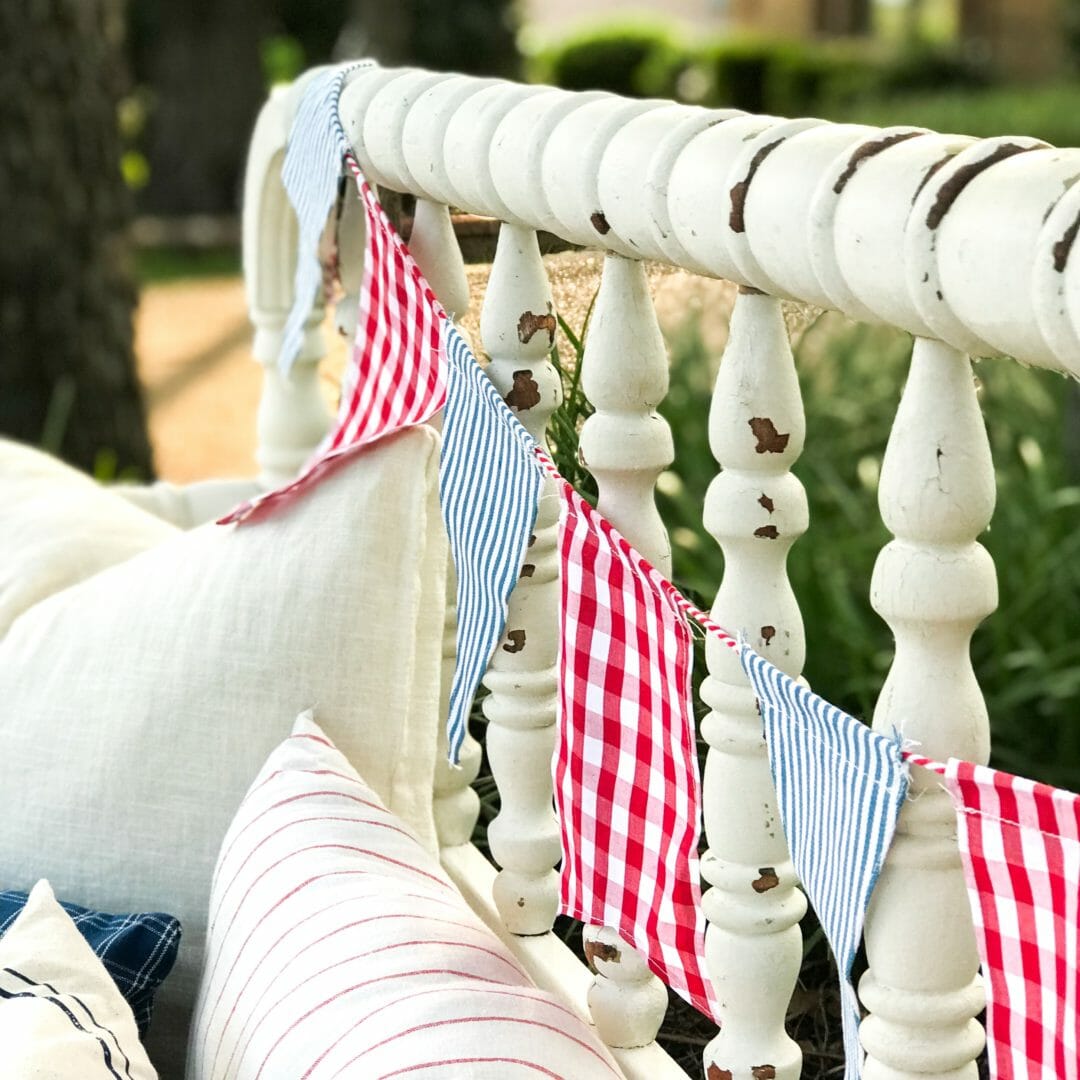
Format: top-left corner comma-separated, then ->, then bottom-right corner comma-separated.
527,23 -> 993,117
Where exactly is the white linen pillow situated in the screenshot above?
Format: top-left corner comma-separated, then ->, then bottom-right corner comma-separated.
0,426 -> 447,1079
189,712 -> 619,1080
0,438 -> 178,636
0,880 -> 157,1080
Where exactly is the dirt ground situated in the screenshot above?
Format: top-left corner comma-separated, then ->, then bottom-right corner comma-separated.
133,253 -> 735,483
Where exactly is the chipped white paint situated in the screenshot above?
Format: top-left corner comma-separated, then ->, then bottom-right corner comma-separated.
861,336 -> 997,1077
700,290 -> 809,1080
478,223 -> 564,935
240,62 -> 1080,1080
577,253 -> 675,1047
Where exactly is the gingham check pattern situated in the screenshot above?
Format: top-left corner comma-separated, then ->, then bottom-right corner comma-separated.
943,759 -> 1080,1079
547,455 -> 718,1021
221,152 -> 447,524
439,324 -> 542,764
743,647 -> 910,1080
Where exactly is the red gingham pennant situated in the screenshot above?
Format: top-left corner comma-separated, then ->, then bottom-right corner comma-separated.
944,760 -> 1080,1079
221,153 -> 446,523
550,464 -> 719,1021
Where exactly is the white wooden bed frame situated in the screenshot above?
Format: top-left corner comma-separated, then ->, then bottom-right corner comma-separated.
132,63 -> 1080,1080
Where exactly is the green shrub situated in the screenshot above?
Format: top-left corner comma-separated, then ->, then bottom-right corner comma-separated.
832,82 -> 1080,147
527,21 -> 687,98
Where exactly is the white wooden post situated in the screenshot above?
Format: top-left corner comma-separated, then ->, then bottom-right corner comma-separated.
859,337 -> 996,1077
575,253 -> 675,1047
700,289 -> 809,1080
407,194 -> 479,849
243,89 -> 333,485
479,223 -> 564,934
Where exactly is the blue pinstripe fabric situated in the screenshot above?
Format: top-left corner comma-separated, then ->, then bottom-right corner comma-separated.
740,646 -> 909,1080
279,63 -> 370,375
439,324 -> 543,764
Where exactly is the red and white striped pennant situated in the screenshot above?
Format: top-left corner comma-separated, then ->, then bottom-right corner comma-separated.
536,447 -> 725,1021
221,153 -> 447,523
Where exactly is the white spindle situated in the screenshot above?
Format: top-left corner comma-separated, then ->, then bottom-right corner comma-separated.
479,223 -> 564,934
700,289 -> 809,1080
575,253 -> 675,1047
859,336 -> 996,1078
405,186 -> 480,849
243,120 -> 332,485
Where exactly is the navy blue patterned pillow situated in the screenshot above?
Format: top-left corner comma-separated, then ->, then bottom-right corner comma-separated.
0,890 -> 180,1037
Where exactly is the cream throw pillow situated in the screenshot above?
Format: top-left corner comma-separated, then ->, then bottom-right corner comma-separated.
0,880 -> 157,1080
0,426 -> 447,1079
0,438 -> 178,637
190,713 -> 619,1080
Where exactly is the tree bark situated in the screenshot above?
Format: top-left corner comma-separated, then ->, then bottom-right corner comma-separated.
0,0 -> 153,477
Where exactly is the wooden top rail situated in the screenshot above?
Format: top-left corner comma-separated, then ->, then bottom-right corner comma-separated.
295,63 -> 1080,378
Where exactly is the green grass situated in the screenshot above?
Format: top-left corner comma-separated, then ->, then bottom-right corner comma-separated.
831,82 -> 1080,148
135,245 -> 241,284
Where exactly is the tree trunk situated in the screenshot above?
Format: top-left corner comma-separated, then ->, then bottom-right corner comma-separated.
0,0 -> 153,478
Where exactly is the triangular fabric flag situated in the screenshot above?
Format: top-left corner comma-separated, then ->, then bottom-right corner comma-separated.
941,759 -> 1080,1079
439,324 -> 543,764
551,467 -> 718,1021
221,153 -> 447,524
741,647 -> 909,1080
278,62 -> 372,375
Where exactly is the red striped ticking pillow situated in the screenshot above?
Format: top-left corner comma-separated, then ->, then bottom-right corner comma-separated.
189,712 -> 619,1080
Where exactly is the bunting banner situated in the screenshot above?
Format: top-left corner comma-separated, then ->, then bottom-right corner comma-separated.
278,62 -> 372,376
220,151 -> 447,524
546,450 -> 719,1021
940,759 -> 1080,1079
741,648 -> 910,1080
439,324 -> 543,764
222,104 -> 1080,1076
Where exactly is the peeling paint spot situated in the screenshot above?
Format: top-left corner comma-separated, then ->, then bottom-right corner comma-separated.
503,630 -> 526,654
754,525 -> 780,539
505,369 -> 542,411
926,143 -> 1033,229
748,417 -> 790,454
729,139 -> 783,233
752,868 -> 780,893
752,1066 -> 777,1080
591,211 -> 611,235
833,130 -> 922,194
1052,209 -> 1080,272
760,625 -> 776,644
912,152 -> 955,204
584,939 -> 620,968
519,563 -> 536,579
706,1067 -> 733,1080
758,494 -> 774,512
517,304 -> 557,346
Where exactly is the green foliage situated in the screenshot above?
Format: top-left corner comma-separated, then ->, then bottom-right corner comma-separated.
527,21 -> 686,99
833,82 -> 1080,148
527,23 -> 994,117
539,296 -> 1080,790
260,34 -> 306,88
654,310 -> 1080,791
